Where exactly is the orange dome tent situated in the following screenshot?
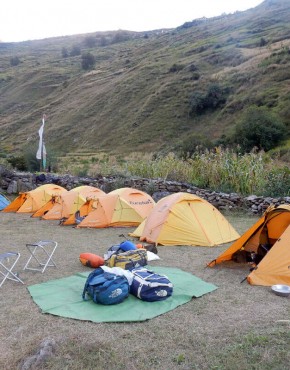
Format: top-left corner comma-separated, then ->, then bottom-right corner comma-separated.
130,192 -> 240,246
77,193 -> 145,228
66,187 -> 155,227
2,184 -> 66,213
208,204 -> 290,286
42,185 -> 105,223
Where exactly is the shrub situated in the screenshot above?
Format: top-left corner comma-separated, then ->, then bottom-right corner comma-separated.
263,166 -> 290,197
81,52 -> 95,70
61,47 -> 69,58
232,106 -> 287,153
177,134 -> 213,159
84,36 -> 96,48
10,56 -> 20,66
189,84 -> 229,115
7,155 -> 27,171
70,45 -> 81,57
169,64 -> 184,73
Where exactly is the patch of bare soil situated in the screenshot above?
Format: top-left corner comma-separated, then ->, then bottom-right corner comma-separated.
0,212 -> 289,370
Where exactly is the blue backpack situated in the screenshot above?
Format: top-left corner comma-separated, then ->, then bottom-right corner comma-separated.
130,268 -> 173,302
82,268 -> 129,305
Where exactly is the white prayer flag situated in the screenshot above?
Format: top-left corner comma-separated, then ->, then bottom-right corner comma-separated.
36,117 -> 45,160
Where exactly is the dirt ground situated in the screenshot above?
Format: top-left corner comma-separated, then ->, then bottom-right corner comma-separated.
0,212 -> 289,370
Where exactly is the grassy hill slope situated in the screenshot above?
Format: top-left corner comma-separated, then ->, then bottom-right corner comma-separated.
0,0 -> 290,159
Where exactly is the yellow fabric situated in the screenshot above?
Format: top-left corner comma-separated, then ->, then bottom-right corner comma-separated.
131,192 -> 239,246
109,188 -> 155,218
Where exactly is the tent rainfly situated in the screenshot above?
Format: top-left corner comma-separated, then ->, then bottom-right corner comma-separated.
77,193 -> 146,228
108,188 -> 155,219
208,204 -> 290,286
129,192 -> 240,246
41,185 -> 105,222
65,187 -> 155,227
2,184 -> 66,213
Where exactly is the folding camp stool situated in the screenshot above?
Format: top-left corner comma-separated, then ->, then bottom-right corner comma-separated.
23,240 -> 58,273
0,252 -> 24,287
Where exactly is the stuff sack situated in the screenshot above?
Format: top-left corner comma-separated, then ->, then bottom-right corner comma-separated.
105,249 -> 148,270
130,267 -> 173,302
82,267 -> 129,305
79,253 -> 104,268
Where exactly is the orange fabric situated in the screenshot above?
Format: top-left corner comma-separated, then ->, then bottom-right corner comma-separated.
2,193 -> 27,212
208,205 -> 290,267
32,194 -> 65,218
248,225 -> 290,286
77,193 -> 143,228
42,186 -> 105,221
3,184 -> 66,213
79,253 -> 104,268
208,205 -> 290,286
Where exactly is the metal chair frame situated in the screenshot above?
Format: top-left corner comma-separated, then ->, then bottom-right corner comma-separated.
0,252 -> 24,287
23,240 -> 58,273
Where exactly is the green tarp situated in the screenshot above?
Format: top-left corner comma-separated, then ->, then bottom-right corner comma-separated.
28,266 -> 217,322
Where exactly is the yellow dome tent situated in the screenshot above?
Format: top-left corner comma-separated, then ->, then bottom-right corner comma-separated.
208,204 -> 290,286
108,187 -> 155,218
2,184 -> 66,213
130,192 -> 240,246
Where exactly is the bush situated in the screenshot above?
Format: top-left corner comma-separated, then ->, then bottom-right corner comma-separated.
189,84 -> 229,116
84,36 -> 96,48
263,166 -> 290,197
81,52 -> 95,70
70,45 -> 81,57
10,56 -> 20,66
177,134 -> 213,159
61,47 -> 69,58
232,106 -> 287,152
168,64 -> 184,73
7,155 -> 27,171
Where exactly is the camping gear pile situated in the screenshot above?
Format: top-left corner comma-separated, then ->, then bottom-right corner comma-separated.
82,240 -> 173,305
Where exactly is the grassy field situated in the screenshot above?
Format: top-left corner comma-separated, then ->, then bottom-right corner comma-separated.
0,211 -> 289,370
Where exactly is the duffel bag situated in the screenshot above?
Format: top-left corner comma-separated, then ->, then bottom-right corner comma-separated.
130,267 -> 173,302
82,267 -> 129,305
105,249 -> 148,270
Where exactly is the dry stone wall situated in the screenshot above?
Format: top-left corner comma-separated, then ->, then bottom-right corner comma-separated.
0,166 -> 289,215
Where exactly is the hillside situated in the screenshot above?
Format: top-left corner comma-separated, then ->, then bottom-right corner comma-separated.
0,0 -> 290,159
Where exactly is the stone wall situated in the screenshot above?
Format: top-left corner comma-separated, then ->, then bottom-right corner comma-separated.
0,166 -> 289,214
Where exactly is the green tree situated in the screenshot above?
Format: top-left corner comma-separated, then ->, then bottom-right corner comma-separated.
10,56 -> 20,66
81,52 -> 95,70
84,36 -> 96,48
232,106 -> 286,152
61,47 -> 69,58
70,45 -> 81,56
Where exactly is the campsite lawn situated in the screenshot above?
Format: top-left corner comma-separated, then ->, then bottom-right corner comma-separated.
0,211 -> 289,370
